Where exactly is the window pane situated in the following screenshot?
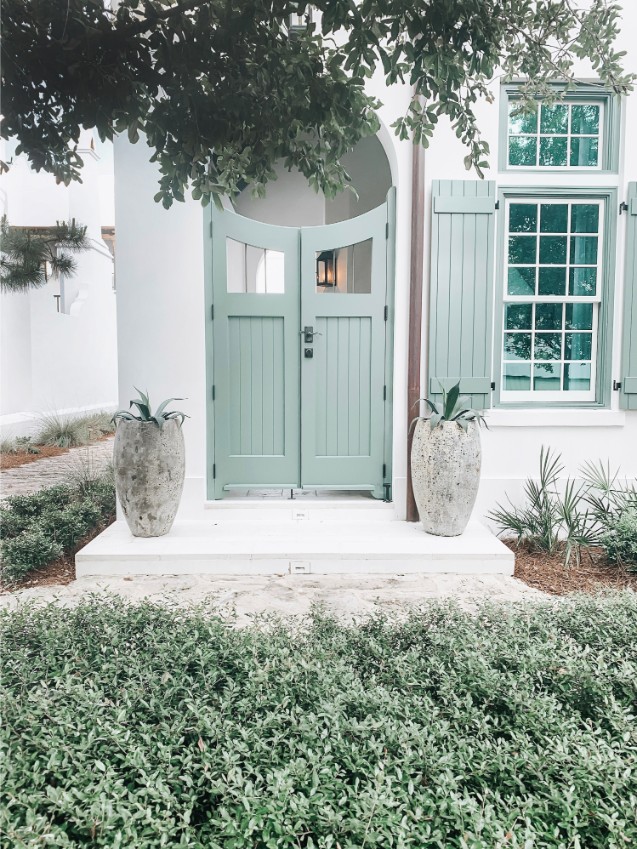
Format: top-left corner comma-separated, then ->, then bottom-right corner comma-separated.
539,236 -> 567,264
504,333 -> 532,361
564,362 -> 591,391
535,303 -> 563,330
540,104 -> 568,134
569,267 -> 598,297
534,363 -> 561,390
509,236 -> 537,264
571,204 -> 599,233
538,267 -> 566,296
509,137 -> 537,166
540,204 -> 568,233
316,240 -> 372,294
539,136 -> 568,167
226,239 -> 285,293
570,236 -> 598,265
509,104 -> 538,134
509,204 -> 537,232
565,332 -> 593,361
505,303 -> 533,329
535,333 -> 562,360
571,104 -> 600,135
565,303 -> 593,330
507,267 -> 536,296
503,363 -> 531,390
570,137 -> 599,167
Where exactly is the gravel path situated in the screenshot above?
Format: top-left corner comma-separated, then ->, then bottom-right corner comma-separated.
0,438 -> 114,499
0,572 -> 546,621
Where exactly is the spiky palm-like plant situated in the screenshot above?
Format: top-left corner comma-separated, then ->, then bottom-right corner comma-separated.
0,216 -> 90,293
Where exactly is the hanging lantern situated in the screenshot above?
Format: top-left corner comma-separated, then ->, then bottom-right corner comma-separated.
316,249 -> 337,288
288,6 -> 313,34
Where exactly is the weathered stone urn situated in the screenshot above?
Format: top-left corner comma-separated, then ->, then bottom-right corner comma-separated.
411,419 -> 481,537
113,419 -> 185,537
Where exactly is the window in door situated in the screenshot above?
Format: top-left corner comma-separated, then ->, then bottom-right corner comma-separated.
226,238 -> 285,293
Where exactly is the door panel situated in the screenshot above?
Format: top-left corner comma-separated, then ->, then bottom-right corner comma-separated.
300,205 -> 388,491
210,211 -> 300,496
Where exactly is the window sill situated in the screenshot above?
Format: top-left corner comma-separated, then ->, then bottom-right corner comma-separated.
485,409 -> 626,428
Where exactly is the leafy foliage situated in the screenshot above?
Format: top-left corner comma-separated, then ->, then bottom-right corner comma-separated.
113,389 -> 188,429
1,594 -> 637,847
1,0 -> 633,206
489,448 -> 637,566
0,216 -> 90,293
412,380 -> 486,432
0,473 -> 116,584
601,510 -> 637,569
36,410 -> 115,448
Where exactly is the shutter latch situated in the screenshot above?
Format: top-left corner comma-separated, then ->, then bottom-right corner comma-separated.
490,381 -> 496,390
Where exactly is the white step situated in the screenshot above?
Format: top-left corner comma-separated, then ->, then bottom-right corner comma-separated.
76,515 -> 514,576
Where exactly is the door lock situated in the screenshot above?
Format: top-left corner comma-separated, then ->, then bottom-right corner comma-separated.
301,326 -> 322,343
304,348 -> 314,358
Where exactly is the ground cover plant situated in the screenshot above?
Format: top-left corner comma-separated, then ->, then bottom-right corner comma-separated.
2,594 -> 636,848
0,469 -> 115,584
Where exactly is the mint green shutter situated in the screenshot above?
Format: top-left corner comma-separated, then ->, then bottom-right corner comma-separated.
620,182 -> 637,410
428,180 -> 496,409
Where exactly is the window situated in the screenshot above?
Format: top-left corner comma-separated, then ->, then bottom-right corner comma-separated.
508,101 -> 602,169
226,238 -> 285,293
501,198 -> 604,402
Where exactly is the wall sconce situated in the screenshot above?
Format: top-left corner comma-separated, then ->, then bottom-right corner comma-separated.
316,249 -> 337,288
288,6 -> 313,34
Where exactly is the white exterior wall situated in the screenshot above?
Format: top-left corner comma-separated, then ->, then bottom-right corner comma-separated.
0,137 -> 118,438
112,7 -> 635,521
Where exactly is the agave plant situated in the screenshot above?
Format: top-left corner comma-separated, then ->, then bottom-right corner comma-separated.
412,380 -> 486,432
112,389 -> 188,430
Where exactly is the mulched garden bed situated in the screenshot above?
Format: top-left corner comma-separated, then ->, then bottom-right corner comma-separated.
0,445 -> 69,470
508,540 -> 637,595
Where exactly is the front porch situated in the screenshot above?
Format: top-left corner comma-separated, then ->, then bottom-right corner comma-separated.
76,498 -> 513,577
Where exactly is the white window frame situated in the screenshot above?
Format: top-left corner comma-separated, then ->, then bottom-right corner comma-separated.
507,100 -> 605,171
500,197 -> 604,404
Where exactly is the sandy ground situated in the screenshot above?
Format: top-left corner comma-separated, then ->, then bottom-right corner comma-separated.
0,572 -> 546,623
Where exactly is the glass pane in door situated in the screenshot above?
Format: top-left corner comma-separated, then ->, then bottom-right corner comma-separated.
315,239 -> 372,293
226,238 -> 285,293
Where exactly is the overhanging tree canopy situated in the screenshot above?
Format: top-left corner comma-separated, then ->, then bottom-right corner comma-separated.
2,0 -> 633,207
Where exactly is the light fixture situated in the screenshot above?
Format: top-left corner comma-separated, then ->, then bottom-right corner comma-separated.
288,6 -> 313,34
316,249 -> 337,288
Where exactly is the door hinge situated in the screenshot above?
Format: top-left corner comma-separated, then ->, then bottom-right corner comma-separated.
385,222 -> 389,239
382,463 -> 387,479
383,385 -> 387,401
213,463 -> 216,479
384,305 -> 389,321
210,304 -> 214,320
613,380 -> 622,391
212,385 -> 216,401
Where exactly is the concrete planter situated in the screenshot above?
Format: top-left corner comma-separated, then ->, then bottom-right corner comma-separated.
113,418 -> 185,537
411,419 -> 481,537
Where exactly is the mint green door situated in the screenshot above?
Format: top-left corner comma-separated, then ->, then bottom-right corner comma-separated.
208,192 -> 393,498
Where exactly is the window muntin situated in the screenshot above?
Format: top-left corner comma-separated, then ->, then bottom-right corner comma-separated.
501,199 -> 603,402
508,101 -> 603,169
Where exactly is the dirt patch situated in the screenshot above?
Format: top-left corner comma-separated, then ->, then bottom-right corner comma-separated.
1,445 -> 69,470
509,540 -> 637,595
0,517 -> 115,593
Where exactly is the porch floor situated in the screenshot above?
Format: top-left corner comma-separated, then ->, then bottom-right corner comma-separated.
76,504 -> 514,576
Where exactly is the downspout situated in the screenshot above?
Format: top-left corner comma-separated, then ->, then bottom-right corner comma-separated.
406,136 -> 425,522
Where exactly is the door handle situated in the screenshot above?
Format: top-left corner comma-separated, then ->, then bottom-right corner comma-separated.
301,326 -> 322,343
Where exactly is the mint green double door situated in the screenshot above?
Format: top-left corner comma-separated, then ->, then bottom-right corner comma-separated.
207,192 -> 394,499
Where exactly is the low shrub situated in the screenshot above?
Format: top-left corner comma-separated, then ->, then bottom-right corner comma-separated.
0,472 -> 115,584
601,510 -> 637,569
35,411 -> 115,448
1,594 -> 636,848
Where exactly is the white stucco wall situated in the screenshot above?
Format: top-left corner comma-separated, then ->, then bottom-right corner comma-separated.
0,137 -> 118,438
112,8 -> 636,520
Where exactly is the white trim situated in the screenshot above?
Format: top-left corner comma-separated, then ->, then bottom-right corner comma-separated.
485,409 -> 626,428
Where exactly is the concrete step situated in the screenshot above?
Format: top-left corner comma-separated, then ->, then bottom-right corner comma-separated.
76,516 -> 514,577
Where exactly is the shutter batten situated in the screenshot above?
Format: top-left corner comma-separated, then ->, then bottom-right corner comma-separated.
620,182 -> 637,410
428,180 -> 496,410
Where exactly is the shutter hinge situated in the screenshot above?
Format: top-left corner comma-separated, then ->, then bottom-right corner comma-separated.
210,304 -> 214,320
490,381 -> 496,390
385,222 -> 389,239
209,220 -> 213,237
212,385 -> 216,401
213,463 -> 216,479
494,201 -> 500,210
613,380 -> 622,391
383,385 -> 387,401
619,202 -> 629,215
382,463 -> 387,479
384,305 -> 388,321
